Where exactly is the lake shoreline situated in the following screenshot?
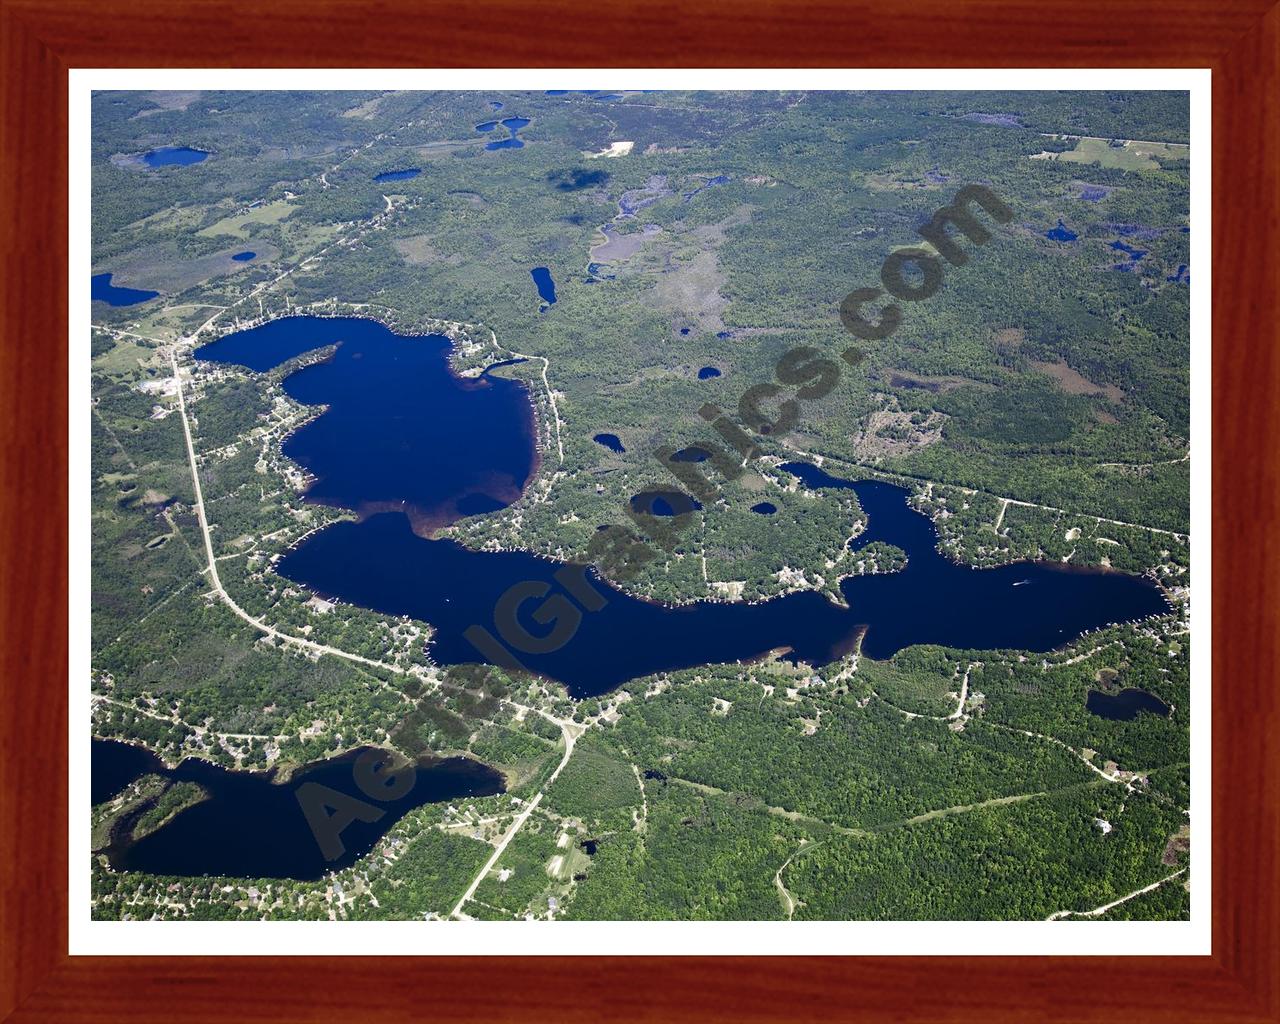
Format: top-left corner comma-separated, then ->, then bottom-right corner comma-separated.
92,737 -> 506,880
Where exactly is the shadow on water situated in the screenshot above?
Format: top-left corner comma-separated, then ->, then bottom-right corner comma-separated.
373,168 -> 421,182
1085,688 -> 1171,721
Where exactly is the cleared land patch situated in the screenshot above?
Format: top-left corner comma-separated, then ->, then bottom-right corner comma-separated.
883,369 -> 977,394
651,249 -> 728,332
342,94 -> 387,119
393,234 -> 464,267
1033,136 -> 1188,172
131,91 -> 202,118
128,205 -> 209,234
585,141 -> 634,159
591,224 -> 661,263
197,199 -> 296,239
1030,359 -> 1125,402
98,242 -> 280,295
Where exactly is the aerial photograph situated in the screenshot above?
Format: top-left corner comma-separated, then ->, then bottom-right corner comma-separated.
89,88 -> 1192,923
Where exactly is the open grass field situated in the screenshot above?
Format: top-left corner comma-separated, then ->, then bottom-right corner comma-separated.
197,198 -> 296,238
1044,136 -> 1190,171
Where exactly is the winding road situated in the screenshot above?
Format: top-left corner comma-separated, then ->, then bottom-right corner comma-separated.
170,347 -> 408,677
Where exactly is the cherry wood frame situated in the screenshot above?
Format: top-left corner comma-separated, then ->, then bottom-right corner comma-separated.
3,1 -> 1277,1020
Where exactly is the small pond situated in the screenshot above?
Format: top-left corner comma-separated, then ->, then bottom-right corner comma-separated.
1085,687 -> 1171,721
531,267 -> 557,305
142,146 -> 209,168
1045,219 -> 1078,242
630,490 -> 703,517
92,273 -> 158,307
373,168 -> 421,182
485,117 -> 530,150
1110,240 -> 1147,261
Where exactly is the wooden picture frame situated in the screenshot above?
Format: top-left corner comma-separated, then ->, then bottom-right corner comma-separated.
3,1 -> 1276,1019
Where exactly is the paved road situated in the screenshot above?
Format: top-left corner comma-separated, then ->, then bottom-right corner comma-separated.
450,717 -> 583,920
170,348 -> 404,677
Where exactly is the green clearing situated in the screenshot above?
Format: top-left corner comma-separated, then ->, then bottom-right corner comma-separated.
197,199 -> 296,238
92,338 -> 164,377
128,204 -> 208,233
1053,136 -> 1189,171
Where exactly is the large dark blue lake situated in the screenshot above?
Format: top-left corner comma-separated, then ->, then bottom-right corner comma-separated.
194,317 -> 536,532
194,315 -> 1169,699
93,739 -> 503,880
